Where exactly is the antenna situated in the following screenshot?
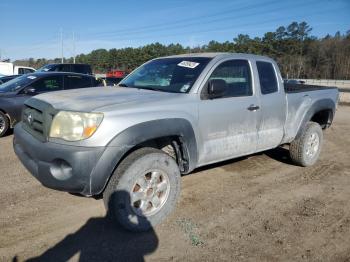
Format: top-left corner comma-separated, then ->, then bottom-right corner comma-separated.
60,28 -> 64,63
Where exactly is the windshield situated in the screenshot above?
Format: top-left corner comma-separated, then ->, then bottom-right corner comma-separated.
119,57 -> 211,93
0,74 -> 37,92
37,64 -> 55,72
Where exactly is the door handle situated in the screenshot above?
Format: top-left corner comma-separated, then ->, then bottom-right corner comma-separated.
247,105 -> 260,111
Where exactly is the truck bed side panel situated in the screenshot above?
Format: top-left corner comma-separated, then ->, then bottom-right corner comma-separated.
283,88 -> 338,143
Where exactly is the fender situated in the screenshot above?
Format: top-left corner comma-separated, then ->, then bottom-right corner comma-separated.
295,98 -> 335,139
0,96 -> 31,127
89,118 -> 198,195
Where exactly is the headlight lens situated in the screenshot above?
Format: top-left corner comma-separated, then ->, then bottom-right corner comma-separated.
49,111 -> 103,141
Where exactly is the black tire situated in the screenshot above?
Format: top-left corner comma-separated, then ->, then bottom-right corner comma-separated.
0,112 -> 10,138
290,121 -> 323,167
103,147 -> 181,232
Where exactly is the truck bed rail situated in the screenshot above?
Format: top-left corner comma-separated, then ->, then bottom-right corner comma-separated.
284,83 -> 338,93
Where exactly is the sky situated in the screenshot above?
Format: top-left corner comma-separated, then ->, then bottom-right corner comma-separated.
0,0 -> 349,60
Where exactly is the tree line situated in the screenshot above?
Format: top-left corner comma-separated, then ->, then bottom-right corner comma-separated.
14,22 -> 350,79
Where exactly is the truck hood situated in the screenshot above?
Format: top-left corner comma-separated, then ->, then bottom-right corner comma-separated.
34,87 -> 180,112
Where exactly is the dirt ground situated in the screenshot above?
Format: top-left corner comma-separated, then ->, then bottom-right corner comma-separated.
0,106 -> 349,262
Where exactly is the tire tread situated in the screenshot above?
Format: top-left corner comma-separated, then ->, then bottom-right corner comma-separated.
0,111 -> 10,137
290,121 -> 323,167
103,147 -> 180,232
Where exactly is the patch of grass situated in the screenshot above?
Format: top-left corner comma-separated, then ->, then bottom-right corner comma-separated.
176,218 -> 204,246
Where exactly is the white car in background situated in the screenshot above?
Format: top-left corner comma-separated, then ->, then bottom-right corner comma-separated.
0,62 -> 36,76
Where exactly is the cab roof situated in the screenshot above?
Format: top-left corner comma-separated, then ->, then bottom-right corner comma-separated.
162,52 -> 275,62
25,71 -> 93,77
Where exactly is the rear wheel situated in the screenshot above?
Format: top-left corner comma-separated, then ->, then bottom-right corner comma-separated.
290,122 -> 323,167
103,147 -> 181,232
0,112 -> 9,137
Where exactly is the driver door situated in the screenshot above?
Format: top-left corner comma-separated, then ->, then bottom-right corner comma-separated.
197,59 -> 259,165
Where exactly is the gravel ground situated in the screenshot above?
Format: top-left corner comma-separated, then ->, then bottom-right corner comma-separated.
0,106 -> 350,262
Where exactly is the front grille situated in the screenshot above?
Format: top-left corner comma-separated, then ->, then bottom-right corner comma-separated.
23,106 -> 45,138
22,99 -> 57,142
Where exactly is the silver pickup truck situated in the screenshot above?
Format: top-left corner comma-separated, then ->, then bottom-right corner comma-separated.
13,53 -> 339,231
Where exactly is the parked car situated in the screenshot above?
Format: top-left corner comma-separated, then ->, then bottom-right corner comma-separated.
0,62 -> 36,76
0,72 -> 102,137
13,53 -> 339,232
106,69 -> 125,78
0,75 -> 20,84
37,63 -> 92,75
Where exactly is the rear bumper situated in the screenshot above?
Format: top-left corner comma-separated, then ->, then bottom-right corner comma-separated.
13,123 -> 128,196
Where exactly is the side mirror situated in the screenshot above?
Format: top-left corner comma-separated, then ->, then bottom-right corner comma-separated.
207,79 -> 226,99
24,87 -> 37,95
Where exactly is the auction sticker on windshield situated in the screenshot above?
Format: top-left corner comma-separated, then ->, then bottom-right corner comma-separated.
178,61 -> 200,68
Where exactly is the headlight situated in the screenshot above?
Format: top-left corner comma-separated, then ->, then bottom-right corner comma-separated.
49,111 -> 103,141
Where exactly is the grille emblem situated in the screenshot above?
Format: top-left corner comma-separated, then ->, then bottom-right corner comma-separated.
27,113 -> 33,125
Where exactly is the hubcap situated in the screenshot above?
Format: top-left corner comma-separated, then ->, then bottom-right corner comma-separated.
0,115 -> 5,133
130,170 -> 170,217
305,132 -> 320,158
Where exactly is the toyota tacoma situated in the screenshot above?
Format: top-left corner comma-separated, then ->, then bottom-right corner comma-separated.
13,53 -> 339,231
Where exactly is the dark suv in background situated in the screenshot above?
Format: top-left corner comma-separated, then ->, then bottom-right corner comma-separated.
0,72 -> 102,137
37,63 -> 92,75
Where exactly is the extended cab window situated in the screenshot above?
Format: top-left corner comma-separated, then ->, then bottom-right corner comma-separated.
64,75 -> 92,89
256,61 -> 278,94
31,76 -> 63,92
205,59 -> 252,98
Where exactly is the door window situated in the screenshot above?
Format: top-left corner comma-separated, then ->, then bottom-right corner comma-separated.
64,75 -> 92,89
204,60 -> 252,98
54,64 -> 71,72
31,76 -> 63,92
19,68 -> 35,74
256,61 -> 278,94
72,64 -> 91,74
25,68 -> 35,74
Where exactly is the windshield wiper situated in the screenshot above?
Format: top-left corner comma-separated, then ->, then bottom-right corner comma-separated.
119,84 -> 177,93
140,87 -> 166,92
139,87 -> 178,93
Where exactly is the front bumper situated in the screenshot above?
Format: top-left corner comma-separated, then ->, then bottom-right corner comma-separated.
13,123 -> 127,196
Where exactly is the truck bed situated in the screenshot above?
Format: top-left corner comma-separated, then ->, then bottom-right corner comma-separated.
284,83 -> 338,93
283,84 -> 339,144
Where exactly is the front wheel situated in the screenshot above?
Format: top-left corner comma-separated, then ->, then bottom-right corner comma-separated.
0,112 -> 10,138
103,147 -> 181,232
290,122 -> 323,167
